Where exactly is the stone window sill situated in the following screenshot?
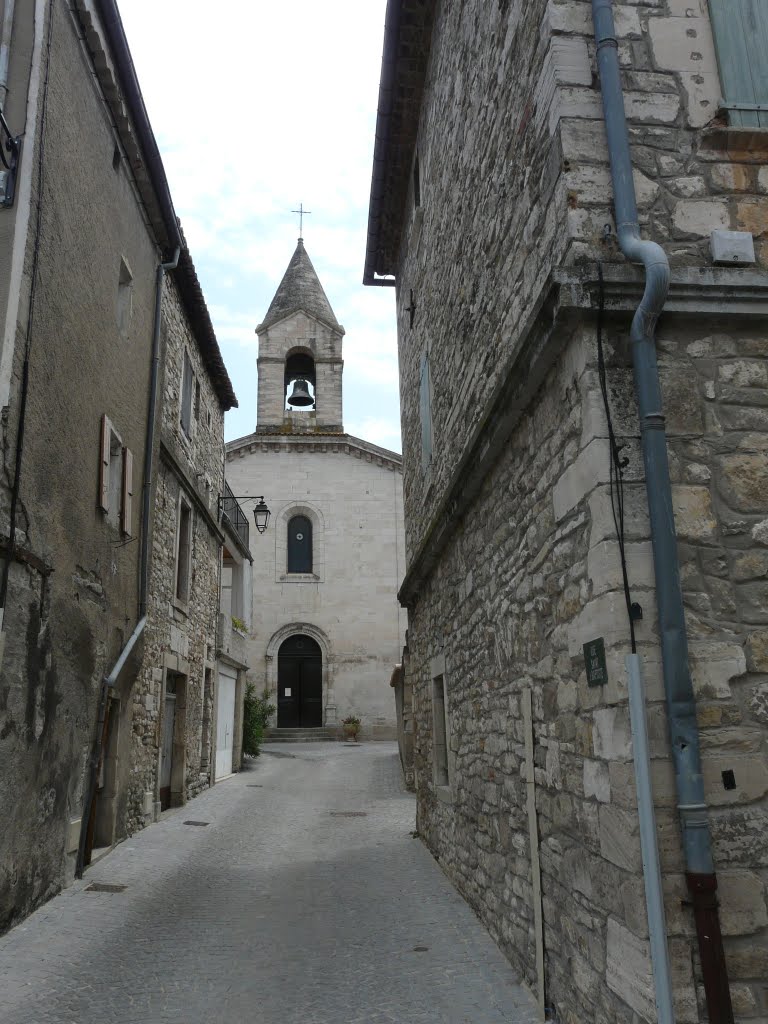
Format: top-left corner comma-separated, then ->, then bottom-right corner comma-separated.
435,784 -> 454,805
172,596 -> 189,618
700,124 -> 768,155
278,572 -> 321,583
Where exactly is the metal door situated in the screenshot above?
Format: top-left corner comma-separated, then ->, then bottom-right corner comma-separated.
215,668 -> 237,781
160,693 -> 176,810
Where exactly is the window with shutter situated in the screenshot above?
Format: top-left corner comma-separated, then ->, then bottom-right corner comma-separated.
99,414 -> 112,511
175,499 -> 193,603
180,350 -> 194,436
287,515 -> 313,574
709,0 -> 768,127
419,352 -> 433,471
121,448 -> 133,536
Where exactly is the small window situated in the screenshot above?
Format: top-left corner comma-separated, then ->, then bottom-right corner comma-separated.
413,153 -> 421,209
194,379 -> 201,421
117,258 -> 133,335
98,414 -> 132,535
419,352 -> 433,471
112,144 -> 121,171
287,514 -> 313,573
432,674 -> 449,787
175,499 -> 193,602
181,351 -> 194,437
709,0 -> 768,128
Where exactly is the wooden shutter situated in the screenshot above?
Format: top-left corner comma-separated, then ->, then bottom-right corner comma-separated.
121,447 -> 133,536
709,0 -> 768,128
420,353 -> 432,470
98,414 -> 111,511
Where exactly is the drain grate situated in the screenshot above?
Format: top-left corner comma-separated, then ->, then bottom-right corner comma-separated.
184,820 -> 210,827
247,785 -> 263,788
85,883 -> 127,893
412,946 -> 429,952
329,811 -> 367,818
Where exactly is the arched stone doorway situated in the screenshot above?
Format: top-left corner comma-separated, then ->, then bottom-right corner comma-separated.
277,634 -> 322,728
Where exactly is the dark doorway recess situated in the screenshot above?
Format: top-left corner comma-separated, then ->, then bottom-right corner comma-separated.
277,634 -> 322,728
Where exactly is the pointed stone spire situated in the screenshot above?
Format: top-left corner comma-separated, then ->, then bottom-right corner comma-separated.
257,239 -> 342,334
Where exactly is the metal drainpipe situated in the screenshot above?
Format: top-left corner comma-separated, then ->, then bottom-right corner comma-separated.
591,2 -> 733,1021
76,244 -> 180,878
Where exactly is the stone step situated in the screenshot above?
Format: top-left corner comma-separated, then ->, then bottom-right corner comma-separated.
262,727 -> 341,743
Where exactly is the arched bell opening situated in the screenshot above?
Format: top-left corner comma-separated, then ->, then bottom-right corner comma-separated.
285,350 -> 316,410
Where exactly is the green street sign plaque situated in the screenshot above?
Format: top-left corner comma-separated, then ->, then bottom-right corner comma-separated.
584,637 -> 608,688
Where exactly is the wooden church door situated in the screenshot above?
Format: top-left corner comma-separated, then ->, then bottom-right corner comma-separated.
277,635 -> 322,728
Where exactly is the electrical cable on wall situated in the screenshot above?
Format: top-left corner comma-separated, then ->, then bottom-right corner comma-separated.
596,264 -> 637,653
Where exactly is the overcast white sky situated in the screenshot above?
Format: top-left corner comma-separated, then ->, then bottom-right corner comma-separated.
120,0 -> 401,452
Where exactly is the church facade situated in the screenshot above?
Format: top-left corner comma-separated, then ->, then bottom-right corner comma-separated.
225,240 -> 405,738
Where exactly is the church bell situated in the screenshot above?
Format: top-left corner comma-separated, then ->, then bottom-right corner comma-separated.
287,378 -> 313,407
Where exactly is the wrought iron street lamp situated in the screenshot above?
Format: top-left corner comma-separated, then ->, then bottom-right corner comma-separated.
218,491 -> 271,535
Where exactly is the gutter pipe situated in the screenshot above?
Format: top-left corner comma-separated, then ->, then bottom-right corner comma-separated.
0,0 -> 15,108
75,615 -> 146,878
363,0 -> 400,287
591,3 -> 733,1021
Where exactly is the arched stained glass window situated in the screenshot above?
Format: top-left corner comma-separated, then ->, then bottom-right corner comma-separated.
287,515 -> 313,573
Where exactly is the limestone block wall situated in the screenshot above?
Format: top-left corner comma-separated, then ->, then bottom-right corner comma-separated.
407,319 -> 768,1023
256,312 -> 343,431
126,277 -> 225,833
225,439 -> 405,736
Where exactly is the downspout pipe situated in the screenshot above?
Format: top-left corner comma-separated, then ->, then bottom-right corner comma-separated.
591,2 -> 733,1022
76,243 -> 179,878
75,615 -> 146,878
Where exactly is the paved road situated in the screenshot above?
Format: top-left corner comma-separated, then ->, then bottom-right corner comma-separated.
1,742 -> 538,1024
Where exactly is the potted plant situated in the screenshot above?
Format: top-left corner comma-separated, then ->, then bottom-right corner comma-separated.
341,715 -> 361,742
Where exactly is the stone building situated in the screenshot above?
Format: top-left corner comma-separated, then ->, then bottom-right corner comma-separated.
126,255 -> 241,834
366,1 -> 768,1022
0,0 -> 237,929
226,239 -> 405,738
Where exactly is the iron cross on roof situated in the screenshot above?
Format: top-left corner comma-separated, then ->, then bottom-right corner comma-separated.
292,202 -> 312,238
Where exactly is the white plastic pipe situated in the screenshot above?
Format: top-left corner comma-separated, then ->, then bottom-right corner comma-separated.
0,0 -> 16,108
626,653 -> 675,1024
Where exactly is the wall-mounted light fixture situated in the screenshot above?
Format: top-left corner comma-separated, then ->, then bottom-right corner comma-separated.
218,487 -> 271,535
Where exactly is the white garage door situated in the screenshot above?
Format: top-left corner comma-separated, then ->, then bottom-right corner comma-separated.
215,667 -> 237,782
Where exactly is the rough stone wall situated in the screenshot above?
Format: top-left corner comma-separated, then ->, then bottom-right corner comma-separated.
0,0 -> 159,931
393,0 -> 768,1020
407,321 -> 767,1023
126,276 -> 225,834
400,0 -> 768,562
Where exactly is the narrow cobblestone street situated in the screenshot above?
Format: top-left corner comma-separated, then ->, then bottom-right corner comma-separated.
0,744 -> 538,1024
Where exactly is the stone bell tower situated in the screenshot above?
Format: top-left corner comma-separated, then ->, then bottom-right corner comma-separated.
255,239 -> 345,434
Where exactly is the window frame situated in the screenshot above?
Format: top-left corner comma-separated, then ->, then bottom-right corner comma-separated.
419,350 -> 433,472
287,514 -> 313,574
430,653 -> 453,801
174,495 -> 193,608
180,350 -> 194,438
98,413 -> 133,535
